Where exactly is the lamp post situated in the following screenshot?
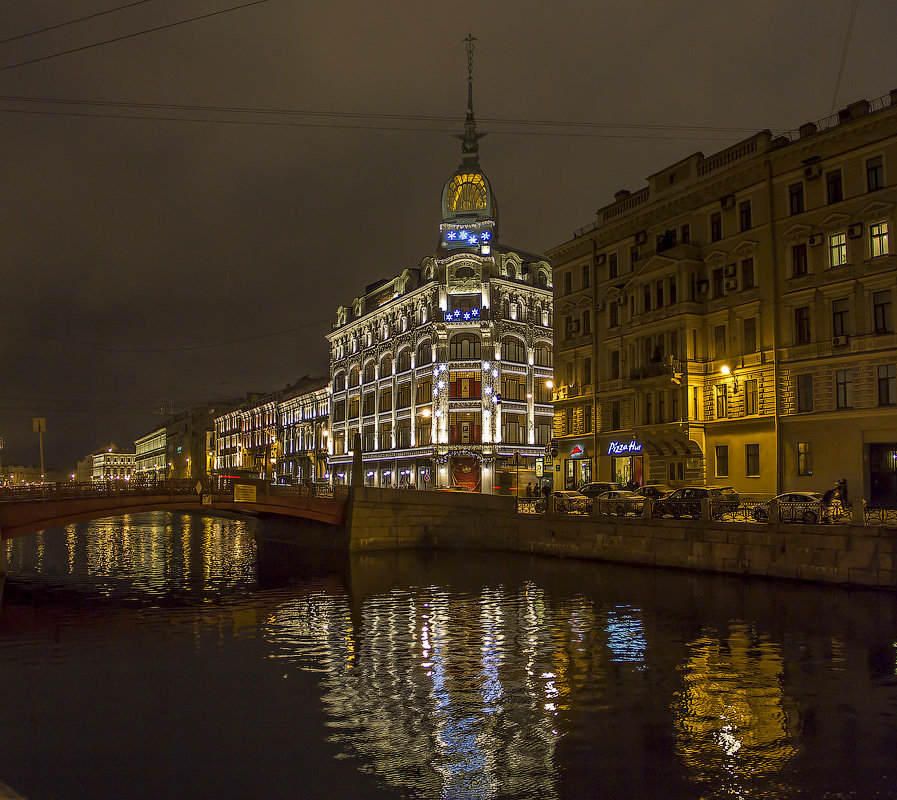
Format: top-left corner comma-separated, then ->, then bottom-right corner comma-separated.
33,418 -> 46,481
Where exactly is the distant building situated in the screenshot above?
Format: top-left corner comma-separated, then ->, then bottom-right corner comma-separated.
212,379 -> 330,483
3,464 -> 69,485
92,449 -> 136,482
326,57 -> 553,492
134,426 -> 166,482
164,405 -> 220,481
548,90 -> 897,505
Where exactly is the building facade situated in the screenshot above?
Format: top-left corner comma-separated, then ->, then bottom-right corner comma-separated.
549,90 -> 897,505
279,378 -> 329,484
91,449 -> 136,482
134,426 -> 167,482
212,381 -> 330,484
326,61 -> 554,493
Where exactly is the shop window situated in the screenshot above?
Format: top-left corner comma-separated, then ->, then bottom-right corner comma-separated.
452,372 -> 481,399
416,379 -> 432,405
379,389 -> 392,412
745,444 -> 760,477
449,333 -> 481,360
715,445 -> 729,477
397,350 -> 412,373
397,384 -> 411,409
417,341 -> 433,365
416,422 -> 432,446
502,337 -> 527,363
798,442 -> 813,476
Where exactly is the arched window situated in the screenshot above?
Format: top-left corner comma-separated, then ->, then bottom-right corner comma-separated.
349,366 -> 360,387
379,354 -> 392,377
534,345 -> 552,366
456,266 -> 475,279
501,337 -> 527,364
507,264 -> 517,279
417,340 -> 433,365
449,333 -> 481,360
538,270 -> 551,289
333,372 -> 346,391
363,361 -> 376,383
397,349 -> 412,373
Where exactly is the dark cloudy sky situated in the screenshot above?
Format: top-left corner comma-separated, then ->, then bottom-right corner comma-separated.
0,0 -> 893,471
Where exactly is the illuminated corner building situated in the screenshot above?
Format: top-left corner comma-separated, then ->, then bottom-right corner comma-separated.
326,41 -> 553,492
549,90 -> 897,504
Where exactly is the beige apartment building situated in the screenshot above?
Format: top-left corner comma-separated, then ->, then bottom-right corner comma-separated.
549,90 -> 897,506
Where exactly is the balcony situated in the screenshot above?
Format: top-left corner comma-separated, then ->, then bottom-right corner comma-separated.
629,358 -> 681,381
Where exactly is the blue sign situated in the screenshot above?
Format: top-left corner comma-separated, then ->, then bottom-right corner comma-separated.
444,307 -> 481,322
607,440 -> 643,456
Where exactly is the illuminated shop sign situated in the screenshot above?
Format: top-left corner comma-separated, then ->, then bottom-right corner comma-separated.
442,222 -> 494,250
569,445 -> 585,457
607,440 -> 643,456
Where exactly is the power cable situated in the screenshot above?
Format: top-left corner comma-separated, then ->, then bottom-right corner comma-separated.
830,0 -> 860,116
0,316 -> 332,353
0,0 -> 271,72
0,1 -> 154,46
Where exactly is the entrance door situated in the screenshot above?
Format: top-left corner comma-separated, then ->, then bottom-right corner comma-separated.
461,422 -> 472,443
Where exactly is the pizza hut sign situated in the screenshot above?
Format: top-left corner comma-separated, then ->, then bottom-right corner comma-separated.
607,440 -> 643,456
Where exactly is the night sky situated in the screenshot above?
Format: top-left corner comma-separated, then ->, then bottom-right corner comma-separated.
1,0 -> 893,471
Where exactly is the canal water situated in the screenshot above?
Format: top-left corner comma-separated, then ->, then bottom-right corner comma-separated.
1,512 -> 895,800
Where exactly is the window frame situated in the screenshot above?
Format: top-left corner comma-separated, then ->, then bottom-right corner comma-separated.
745,443 -> 760,477
828,232 -> 847,268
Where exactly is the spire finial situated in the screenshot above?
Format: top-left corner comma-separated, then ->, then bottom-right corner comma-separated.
460,34 -> 481,161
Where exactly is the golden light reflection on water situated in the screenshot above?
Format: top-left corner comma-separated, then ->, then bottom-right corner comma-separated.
674,623 -> 798,797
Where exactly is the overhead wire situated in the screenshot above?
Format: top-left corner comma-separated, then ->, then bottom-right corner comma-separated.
830,0 -> 860,116
0,1 -> 155,46
0,0 -> 271,72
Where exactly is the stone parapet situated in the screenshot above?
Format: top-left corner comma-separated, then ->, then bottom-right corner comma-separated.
342,489 -> 897,590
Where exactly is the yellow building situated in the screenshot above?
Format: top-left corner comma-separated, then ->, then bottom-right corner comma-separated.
549,90 -> 897,505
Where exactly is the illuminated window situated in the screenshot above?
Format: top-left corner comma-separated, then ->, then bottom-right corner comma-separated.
870,222 -> 889,257
449,333 -> 481,360
716,385 -> 728,419
445,173 -> 487,213
798,442 -> 813,476
502,337 -> 526,363
829,233 -> 847,267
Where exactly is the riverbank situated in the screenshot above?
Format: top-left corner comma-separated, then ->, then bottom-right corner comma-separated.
338,487 -> 896,590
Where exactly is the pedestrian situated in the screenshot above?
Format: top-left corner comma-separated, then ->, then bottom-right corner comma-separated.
526,482 -> 533,498
541,483 -> 550,499
836,478 -> 850,508
821,486 -> 836,523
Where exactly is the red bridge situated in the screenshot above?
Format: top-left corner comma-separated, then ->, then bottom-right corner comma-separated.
0,480 -> 348,540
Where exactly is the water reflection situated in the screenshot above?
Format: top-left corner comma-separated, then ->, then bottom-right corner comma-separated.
2,515 -> 897,800
674,624 -> 798,798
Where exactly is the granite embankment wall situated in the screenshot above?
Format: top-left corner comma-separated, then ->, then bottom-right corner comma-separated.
344,487 -> 897,589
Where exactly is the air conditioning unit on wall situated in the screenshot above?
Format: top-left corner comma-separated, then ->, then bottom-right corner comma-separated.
720,195 -> 735,210
804,164 -> 822,179
723,264 -> 736,277
634,231 -> 647,245
596,254 -> 606,266
848,223 -> 863,238
724,278 -> 738,291
808,234 -> 823,246
832,335 -> 849,347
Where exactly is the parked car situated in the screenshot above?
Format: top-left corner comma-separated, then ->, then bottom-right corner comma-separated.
580,482 -> 623,498
751,491 -> 829,524
652,487 -> 724,519
535,490 -> 591,514
708,485 -> 740,513
596,490 -> 644,516
635,483 -> 674,500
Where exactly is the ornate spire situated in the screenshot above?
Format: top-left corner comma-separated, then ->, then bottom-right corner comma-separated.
459,33 -> 484,163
